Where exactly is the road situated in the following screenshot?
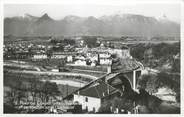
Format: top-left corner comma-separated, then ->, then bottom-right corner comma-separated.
42,79 -> 86,87
4,60 -> 99,87
4,60 -> 98,80
143,67 -> 180,76
7,69 -> 98,80
5,69 -> 97,87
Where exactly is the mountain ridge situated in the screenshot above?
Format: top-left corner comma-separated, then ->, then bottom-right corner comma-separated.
4,13 -> 180,37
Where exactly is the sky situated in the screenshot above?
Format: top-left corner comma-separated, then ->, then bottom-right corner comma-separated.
4,3 -> 181,23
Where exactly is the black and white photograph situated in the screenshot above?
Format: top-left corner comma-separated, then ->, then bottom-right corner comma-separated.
2,0 -> 182,114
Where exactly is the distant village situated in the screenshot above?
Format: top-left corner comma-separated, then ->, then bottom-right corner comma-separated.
4,36 -> 132,72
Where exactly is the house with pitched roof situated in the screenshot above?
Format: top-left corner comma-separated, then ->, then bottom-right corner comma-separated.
63,79 -> 117,113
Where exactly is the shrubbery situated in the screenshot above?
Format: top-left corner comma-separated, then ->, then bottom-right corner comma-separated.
4,73 -> 61,110
137,72 -> 180,103
130,42 -> 180,72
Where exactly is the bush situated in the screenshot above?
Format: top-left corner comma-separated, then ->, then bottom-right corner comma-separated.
130,44 -> 146,61
156,72 -> 180,102
138,75 -> 150,89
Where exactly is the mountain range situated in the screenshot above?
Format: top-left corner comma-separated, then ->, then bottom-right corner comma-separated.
4,13 -> 180,37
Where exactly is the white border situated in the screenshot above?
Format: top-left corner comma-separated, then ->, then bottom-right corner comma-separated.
180,0 -> 184,116
1,0 -> 184,117
1,0 -> 183,5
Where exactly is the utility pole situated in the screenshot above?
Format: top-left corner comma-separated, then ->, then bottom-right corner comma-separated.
66,84 -> 68,96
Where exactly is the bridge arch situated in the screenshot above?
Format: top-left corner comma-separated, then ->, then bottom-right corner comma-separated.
107,73 -> 133,92
106,70 -> 142,92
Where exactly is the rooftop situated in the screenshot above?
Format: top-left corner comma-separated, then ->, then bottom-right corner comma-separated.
63,76 -> 118,99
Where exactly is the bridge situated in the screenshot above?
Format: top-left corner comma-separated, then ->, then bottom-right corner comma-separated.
102,68 -> 142,92
77,66 -> 143,94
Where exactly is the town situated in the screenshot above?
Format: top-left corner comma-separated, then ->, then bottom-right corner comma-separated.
4,36 -> 134,74
4,35 -> 180,114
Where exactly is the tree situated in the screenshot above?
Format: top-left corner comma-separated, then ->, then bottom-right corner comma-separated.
130,44 -> 146,61
63,38 -> 76,45
28,78 -> 40,104
46,49 -> 53,58
83,36 -> 98,48
99,96 -> 134,113
138,75 -> 149,89
172,59 -> 180,73
42,81 -> 60,102
98,101 -> 112,113
156,72 -> 180,102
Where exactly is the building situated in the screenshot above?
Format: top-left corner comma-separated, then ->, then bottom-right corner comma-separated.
63,80 -> 116,113
98,52 -> 112,65
32,53 -> 47,60
51,69 -> 59,72
51,52 -> 75,63
67,55 -> 73,62
14,51 -> 30,59
109,48 -> 131,59
74,60 -> 87,66
75,55 -> 85,61
74,55 -> 87,66
99,58 -> 112,65
88,45 -> 132,65
91,61 -> 97,67
75,36 -> 85,47
86,52 -> 98,62
51,52 -> 67,59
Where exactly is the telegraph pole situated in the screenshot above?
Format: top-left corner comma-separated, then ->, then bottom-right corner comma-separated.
66,84 -> 68,96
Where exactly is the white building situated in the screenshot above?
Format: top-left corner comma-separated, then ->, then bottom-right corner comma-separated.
91,62 -> 97,66
51,69 -> 59,72
32,54 -> 47,60
73,94 -> 101,112
86,53 -> 98,62
74,60 -> 86,66
51,55 -> 66,59
99,58 -> 112,65
99,52 -> 111,58
63,81 -> 116,113
67,55 -> 73,62
75,55 -> 85,61
51,52 -> 67,59
98,52 -> 112,65
109,48 -> 131,59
